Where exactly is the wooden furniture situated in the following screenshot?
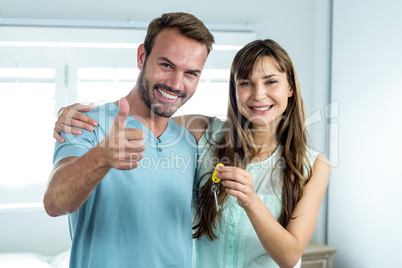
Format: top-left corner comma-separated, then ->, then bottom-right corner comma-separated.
301,241 -> 337,268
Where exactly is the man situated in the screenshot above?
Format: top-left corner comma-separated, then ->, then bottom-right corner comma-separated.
44,12 -> 214,268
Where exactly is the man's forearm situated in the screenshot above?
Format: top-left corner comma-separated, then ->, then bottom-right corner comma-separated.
44,145 -> 111,217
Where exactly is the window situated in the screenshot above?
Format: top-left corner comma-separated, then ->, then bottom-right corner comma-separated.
76,68 -> 137,104
0,25 -> 256,203
0,69 -> 55,186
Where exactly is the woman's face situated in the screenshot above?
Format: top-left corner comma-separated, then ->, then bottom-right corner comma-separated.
235,56 -> 293,129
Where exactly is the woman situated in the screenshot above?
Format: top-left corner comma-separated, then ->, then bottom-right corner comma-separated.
54,39 -> 330,267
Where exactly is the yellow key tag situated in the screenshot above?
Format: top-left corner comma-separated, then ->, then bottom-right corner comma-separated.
212,163 -> 224,183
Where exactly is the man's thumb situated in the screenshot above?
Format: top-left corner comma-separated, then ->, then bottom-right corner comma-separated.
115,97 -> 129,128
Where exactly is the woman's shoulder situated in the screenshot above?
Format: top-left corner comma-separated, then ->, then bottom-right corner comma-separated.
210,117 -> 226,130
305,147 -> 331,180
305,147 -> 321,165
202,117 -> 227,140
305,147 -> 330,166
172,114 -> 214,142
313,154 -> 331,172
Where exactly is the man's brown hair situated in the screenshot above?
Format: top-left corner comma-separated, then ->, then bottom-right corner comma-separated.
144,12 -> 215,56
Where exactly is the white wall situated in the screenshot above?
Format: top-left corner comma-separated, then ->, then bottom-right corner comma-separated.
328,0 -> 402,267
0,0 -> 332,254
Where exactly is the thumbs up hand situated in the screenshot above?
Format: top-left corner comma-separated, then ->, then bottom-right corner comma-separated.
99,98 -> 146,170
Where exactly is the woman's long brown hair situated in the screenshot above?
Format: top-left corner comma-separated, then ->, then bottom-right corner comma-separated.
192,39 -> 313,240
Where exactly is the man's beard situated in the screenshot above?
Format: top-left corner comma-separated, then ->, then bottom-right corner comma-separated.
137,64 -> 189,118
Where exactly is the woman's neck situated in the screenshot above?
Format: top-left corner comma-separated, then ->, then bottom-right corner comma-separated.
250,126 -> 279,162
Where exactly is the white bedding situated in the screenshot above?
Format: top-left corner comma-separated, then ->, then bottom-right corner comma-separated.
0,250 -> 70,268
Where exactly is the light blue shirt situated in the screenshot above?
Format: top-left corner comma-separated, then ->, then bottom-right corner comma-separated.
54,103 -> 197,268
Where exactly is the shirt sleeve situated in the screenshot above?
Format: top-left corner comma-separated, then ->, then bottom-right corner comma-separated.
53,130 -> 98,165
303,147 -> 320,178
306,147 -> 319,165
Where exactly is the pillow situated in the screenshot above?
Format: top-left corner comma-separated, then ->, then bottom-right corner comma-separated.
49,249 -> 70,268
0,252 -> 53,268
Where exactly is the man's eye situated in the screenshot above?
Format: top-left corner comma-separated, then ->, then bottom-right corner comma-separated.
187,72 -> 198,77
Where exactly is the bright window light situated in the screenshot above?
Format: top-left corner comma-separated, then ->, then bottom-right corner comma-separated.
0,82 -> 55,186
0,41 -> 55,47
175,82 -> 229,118
200,69 -> 230,81
77,81 -> 133,104
77,68 -> 137,104
0,68 -> 55,79
213,45 -> 243,51
0,202 -> 43,210
0,42 -> 242,51
77,68 -> 139,80
0,41 -> 140,49
59,42 -> 139,48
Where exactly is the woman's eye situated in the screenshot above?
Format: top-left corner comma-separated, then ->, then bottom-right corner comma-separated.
240,81 -> 252,86
266,80 -> 277,85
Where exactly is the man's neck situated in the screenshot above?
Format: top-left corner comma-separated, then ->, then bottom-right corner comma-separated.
118,90 -> 170,138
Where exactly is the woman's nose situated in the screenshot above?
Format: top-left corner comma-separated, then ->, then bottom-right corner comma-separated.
252,84 -> 267,101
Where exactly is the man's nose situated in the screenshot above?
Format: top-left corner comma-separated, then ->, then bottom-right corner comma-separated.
166,72 -> 185,92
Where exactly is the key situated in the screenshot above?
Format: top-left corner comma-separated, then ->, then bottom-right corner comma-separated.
211,184 -> 221,212
212,163 -> 224,183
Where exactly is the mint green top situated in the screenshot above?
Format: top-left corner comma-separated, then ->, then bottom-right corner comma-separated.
193,118 -> 318,268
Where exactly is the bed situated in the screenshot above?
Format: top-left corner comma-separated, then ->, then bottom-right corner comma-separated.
0,183 -> 71,267
0,250 -> 70,268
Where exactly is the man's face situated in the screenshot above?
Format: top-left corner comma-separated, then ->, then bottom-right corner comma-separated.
137,28 -> 208,118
